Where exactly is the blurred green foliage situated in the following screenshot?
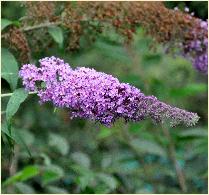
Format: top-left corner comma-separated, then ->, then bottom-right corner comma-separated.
1,1 -> 208,194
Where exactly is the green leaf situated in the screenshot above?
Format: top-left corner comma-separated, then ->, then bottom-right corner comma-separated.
110,160 -> 140,174
1,122 -> 16,150
94,40 -> 130,64
12,129 -> 32,157
70,164 -> 92,175
178,128 -> 208,138
48,133 -> 69,155
129,123 -> 144,133
16,129 -> 35,146
71,164 -> 94,190
41,164 -> 64,186
1,48 -> 19,90
1,122 -> 15,140
71,152 -> 91,168
48,26 -> 63,48
19,166 -> 39,181
12,20 -> 20,28
135,187 -> 154,194
97,127 -> 112,139
73,166 -> 95,191
96,173 -> 118,191
46,186 -> 68,194
1,123 -> 32,156
170,83 -> 207,98
142,53 -> 162,66
1,18 -> 12,31
14,133 -> 31,155
120,74 -> 143,88
2,165 -> 39,187
15,182 -> 36,194
76,174 -> 94,190
6,88 -> 28,122
130,138 -> 166,157
40,153 -> 51,166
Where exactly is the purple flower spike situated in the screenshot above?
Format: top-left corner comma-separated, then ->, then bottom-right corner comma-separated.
19,56 -> 199,127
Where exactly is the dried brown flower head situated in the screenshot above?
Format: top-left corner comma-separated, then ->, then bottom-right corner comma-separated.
8,27 -> 31,63
62,2 -> 206,50
25,1 -> 55,20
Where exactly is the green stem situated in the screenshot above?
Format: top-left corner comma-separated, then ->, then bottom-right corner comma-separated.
119,124 -> 157,192
1,91 -> 37,98
161,125 -> 187,193
21,21 -> 61,31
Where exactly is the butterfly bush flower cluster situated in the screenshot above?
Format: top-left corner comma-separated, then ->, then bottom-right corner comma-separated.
19,57 -> 199,127
62,2 -> 208,74
182,19 -> 208,73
